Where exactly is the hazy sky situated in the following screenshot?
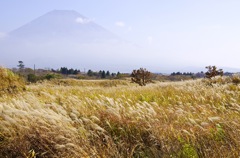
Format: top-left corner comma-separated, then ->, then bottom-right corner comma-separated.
1,0 -> 240,72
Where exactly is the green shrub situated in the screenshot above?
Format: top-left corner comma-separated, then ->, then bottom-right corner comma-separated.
0,67 -> 25,94
27,73 -> 61,83
44,74 -> 57,80
177,137 -> 199,158
27,74 -> 38,83
180,143 -> 199,158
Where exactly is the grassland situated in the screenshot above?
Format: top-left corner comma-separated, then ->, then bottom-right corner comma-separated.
0,69 -> 240,157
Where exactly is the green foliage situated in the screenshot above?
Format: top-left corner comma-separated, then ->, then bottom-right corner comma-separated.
106,71 -> 110,77
59,67 -> 80,75
27,74 -> 38,83
115,71 -> 124,79
0,67 -> 25,94
86,70 -> 123,79
87,69 -> 94,76
27,73 -> 61,83
178,137 -> 199,158
211,124 -> 225,141
171,72 -> 194,76
131,68 -> 152,86
101,70 -> 106,78
180,143 -> 199,158
17,61 -> 25,70
44,73 -> 60,80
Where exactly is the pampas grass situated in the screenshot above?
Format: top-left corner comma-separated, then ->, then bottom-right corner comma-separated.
0,67 -> 25,95
0,77 -> 240,157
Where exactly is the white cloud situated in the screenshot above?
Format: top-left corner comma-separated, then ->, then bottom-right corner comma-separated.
75,17 -> 92,24
115,21 -> 125,27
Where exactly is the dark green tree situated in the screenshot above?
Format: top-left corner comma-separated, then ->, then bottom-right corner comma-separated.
101,70 -> 106,78
111,73 -> 116,77
117,72 -> 121,77
68,68 -> 74,74
17,61 -> 25,70
60,67 -> 68,75
73,69 -> 79,75
87,70 -> 93,76
98,70 -> 103,78
171,72 -> 176,76
106,71 -> 110,77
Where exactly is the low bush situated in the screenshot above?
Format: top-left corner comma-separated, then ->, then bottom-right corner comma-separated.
27,73 -> 62,83
27,74 -> 38,83
231,75 -> 240,85
44,73 -> 61,80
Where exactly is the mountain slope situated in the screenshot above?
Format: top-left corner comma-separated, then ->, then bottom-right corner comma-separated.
9,10 -> 120,42
0,10 -> 139,71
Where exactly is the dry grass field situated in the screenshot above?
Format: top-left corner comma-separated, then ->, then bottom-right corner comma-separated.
0,67 -> 240,157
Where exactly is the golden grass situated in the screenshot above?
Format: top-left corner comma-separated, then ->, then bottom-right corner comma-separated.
0,78 -> 240,157
0,67 -> 25,95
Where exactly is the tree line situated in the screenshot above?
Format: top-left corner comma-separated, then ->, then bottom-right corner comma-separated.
51,67 -> 80,75
86,70 -> 122,79
50,67 -> 123,79
170,72 -> 194,76
16,61 -> 235,86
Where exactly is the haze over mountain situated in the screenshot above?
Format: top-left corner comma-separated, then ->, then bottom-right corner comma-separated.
0,10 -> 143,72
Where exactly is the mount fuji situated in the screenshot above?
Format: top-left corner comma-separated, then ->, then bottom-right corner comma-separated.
0,10 -> 139,71
9,10 -> 119,43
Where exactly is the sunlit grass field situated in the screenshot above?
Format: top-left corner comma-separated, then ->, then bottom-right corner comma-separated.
0,68 -> 240,157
